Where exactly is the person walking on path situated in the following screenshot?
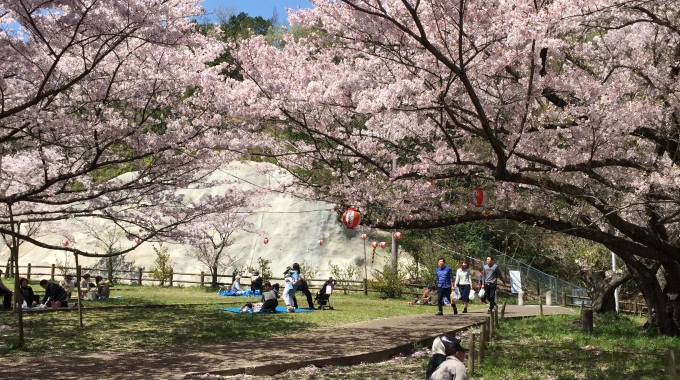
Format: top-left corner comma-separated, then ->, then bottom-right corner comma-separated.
435,257 -> 457,315
454,260 -> 472,313
429,337 -> 469,380
481,256 -> 506,313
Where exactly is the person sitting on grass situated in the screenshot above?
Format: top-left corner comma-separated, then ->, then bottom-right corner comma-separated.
80,273 -> 92,300
59,274 -> 76,299
39,279 -> 69,308
260,281 -> 279,313
95,276 -> 110,299
19,278 -> 39,307
422,285 -> 436,305
250,271 -> 263,295
231,275 -> 245,295
429,337 -> 469,380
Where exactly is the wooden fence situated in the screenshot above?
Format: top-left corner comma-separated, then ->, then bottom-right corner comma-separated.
8,263 -> 370,293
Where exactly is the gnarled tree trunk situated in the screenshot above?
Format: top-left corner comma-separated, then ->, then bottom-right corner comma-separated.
625,259 -> 679,336
578,269 -> 631,313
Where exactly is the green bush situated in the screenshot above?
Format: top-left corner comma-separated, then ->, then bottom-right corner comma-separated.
371,264 -> 407,298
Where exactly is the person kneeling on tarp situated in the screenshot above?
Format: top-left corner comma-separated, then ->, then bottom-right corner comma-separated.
39,279 -> 69,308
260,281 -> 279,313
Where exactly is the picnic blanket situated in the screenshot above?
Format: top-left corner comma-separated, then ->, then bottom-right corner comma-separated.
218,289 -> 261,297
221,306 -> 314,314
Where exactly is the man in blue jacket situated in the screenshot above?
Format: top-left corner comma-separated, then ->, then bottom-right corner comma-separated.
435,257 -> 456,315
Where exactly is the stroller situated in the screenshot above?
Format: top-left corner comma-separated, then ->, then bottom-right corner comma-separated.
314,284 -> 334,310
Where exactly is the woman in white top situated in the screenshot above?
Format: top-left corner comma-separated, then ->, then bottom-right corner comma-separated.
454,260 -> 472,313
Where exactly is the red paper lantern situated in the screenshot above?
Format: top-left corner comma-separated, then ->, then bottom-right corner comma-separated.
63,240 -> 69,247
371,241 -> 378,248
393,231 -> 402,240
470,187 -> 488,208
406,214 -> 414,221
341,207 -> 361,229
318,239 -> 324,246
263,238 -> 269,245
6,240 -> 12,247
379,241 -> 387,249
361,233 -> 368,240
134,237 -> 141,245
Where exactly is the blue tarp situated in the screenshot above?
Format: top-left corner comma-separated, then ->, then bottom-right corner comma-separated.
218,289 -> 261,297
221,306 -> 314,314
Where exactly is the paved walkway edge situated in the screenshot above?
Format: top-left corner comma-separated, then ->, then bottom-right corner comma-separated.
180,318 -> 498,379
181,312 -> 571,379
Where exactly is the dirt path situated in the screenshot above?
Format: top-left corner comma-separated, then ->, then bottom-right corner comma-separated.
0,305 -> 574,380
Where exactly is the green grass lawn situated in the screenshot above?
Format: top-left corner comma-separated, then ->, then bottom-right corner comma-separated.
0,282 -> 482,354
473,312 -> 680,380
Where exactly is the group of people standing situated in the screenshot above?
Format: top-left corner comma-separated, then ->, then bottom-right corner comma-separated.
245,263 -> 334,313
434,256 -> 506,316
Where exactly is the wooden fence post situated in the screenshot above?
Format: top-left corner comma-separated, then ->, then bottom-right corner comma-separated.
468,333 -> 475,375
27,263 -> 31,280
200,272 -> 205,287
487,315 -> 493,338
138,268 -> 143,285
501,301 -> 507,319
51,264 -> 55,280
480,325 -> 486,363
494,306 -> 500,328
363,278 -> 368,296
669,348 -> 678,380
582,309 -> 594,333
562,292 -> 567,307
633,302 -> 638,315
169,270 -> 174,286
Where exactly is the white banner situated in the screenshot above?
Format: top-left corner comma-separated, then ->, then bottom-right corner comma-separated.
510,270 -> 521,294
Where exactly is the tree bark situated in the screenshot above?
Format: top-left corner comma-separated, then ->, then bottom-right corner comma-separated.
625,259 -> 679,336
211,265 -> 218,288
578,269 -> 631,313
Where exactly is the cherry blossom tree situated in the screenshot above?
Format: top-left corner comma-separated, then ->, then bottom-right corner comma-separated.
229,0 -> 680,334
175,188 -> 264,288
0,0 -> 260,346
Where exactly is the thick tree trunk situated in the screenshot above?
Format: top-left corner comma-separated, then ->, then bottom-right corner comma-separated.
663,262 -> 680,327
578,269 -> 631,313
625,260 -> 679,336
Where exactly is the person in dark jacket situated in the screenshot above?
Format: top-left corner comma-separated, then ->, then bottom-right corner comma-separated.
19,278 -> 39,307
0,269 -> 13,310
251,271 -> 263,294
294,273 -> 314,309
39,279 -> 69,307
425,335 -> 456,380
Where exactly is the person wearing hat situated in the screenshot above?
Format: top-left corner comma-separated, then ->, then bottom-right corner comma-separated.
250,270 -> 263,295
231,275 -> 245,295
59,274 -> 76,299
429,336 -> 469,380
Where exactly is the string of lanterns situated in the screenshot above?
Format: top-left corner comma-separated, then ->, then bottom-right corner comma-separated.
258,187 -> 488,246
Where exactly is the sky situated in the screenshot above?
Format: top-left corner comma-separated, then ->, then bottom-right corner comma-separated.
200,0 -> 314,22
